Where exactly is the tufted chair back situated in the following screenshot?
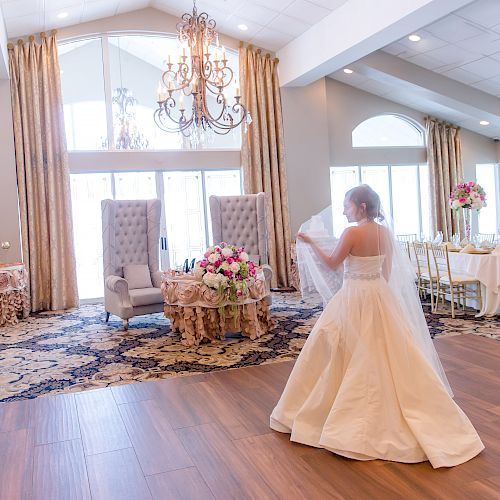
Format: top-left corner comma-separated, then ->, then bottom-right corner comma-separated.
209,193 -> 268,265
101,199 -> 161,278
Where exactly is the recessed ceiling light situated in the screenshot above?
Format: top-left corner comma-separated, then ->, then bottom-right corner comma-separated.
408,34 -> 421,42
343,68 -> 353,74
237,24 -> 248,31
480,120 -> 490,126
57,12 -> 68,19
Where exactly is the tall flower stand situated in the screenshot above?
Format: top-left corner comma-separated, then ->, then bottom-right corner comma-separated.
462,208 -> 472,242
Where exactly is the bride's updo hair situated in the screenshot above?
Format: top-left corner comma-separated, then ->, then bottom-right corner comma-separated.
345,184 -> 384,221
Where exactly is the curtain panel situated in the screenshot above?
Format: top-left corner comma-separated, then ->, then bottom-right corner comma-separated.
8,32 -> 78,311
425,118 -> 464,241
239,44 -> 292,288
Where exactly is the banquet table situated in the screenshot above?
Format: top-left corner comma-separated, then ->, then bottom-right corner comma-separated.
447,252 -> 500,316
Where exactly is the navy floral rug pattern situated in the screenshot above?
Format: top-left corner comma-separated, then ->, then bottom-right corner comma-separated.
0,293 -> 498,402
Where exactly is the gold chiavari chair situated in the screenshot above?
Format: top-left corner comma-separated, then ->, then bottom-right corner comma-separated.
428,244 -> 482,318
476,233 -> 495,245
396,234 -> 417,260
412,241 -> 434,309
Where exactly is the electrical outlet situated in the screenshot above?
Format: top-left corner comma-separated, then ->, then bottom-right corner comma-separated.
1,241 -> 11,249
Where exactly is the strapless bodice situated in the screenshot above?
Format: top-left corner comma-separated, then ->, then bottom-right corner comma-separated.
343,254 -> 385,280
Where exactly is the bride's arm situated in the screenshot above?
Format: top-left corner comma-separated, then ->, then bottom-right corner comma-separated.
298,228 -> 354,271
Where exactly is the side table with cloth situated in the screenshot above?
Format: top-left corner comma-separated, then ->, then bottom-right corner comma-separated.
161,270 -> 274,346
447,253 -> 500,316
0,263 -> 30,326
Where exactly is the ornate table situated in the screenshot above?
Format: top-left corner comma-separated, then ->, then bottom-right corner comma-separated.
0,263 -> 30,326
161,271 -> 274,346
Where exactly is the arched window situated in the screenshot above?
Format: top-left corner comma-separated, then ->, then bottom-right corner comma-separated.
352,114 -> 425,148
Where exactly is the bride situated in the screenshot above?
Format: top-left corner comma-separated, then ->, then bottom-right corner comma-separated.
270,184 -> 484,468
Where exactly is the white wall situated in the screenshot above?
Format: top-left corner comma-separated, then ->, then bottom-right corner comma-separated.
281,78 -> 331,234
0,79 -> 21,263
281,76 -> 499,233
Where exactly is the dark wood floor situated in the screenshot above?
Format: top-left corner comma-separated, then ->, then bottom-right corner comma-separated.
1,334 -> 500,500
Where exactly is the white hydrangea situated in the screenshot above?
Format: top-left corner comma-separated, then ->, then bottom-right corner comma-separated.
230,262 -> 240,273
193,264 -> 205,279
208,253 -> 218,263
239,252 -> 249,262
203,272 -> 225,288
221,261 -> 230,270
221,247 -> 233,257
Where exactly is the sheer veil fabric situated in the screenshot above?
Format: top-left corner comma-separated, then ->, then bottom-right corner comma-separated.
296,204 -> 452,395
273,202 -> 484,467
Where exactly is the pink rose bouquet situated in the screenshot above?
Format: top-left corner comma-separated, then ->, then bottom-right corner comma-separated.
449,181 -> 486,210
194,242 -> 257,302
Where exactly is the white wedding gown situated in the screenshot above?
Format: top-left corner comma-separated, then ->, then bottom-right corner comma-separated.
270,255 -> 484,468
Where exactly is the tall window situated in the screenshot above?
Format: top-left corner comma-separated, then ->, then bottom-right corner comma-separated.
59,34 -> 241,151
352,114 -> 425,148
71,169 -> 241,300
476,164 -> 500,235
330,165 -> 430,238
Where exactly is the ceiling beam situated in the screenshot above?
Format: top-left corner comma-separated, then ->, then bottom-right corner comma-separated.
277,0 -> 474,87
0,8 -> 8,79
356,51 -> 500,123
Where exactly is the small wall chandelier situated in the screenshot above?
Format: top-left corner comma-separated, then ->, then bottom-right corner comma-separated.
154,0 -> 250,142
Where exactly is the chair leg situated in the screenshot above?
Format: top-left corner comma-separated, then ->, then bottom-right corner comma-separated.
123,319 -> 129,331
105,311 -> 110,322
450,287 -> 455,319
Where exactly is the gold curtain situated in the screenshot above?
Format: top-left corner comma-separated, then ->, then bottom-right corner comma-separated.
8,32 -> 78,311
239,44 -> 292,289
425,117 -> 464,241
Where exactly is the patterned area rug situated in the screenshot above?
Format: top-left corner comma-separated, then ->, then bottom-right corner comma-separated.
0,292 -> 498,402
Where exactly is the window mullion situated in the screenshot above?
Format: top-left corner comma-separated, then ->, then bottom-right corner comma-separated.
201,171 -> 210,247
102,35 -> 115,151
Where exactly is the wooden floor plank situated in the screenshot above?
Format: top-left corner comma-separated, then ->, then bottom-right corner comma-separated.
0,334 -> 499,499
31,393 -> 80,445
86,448 -> 152,500
0,428 -> 33,500
118,399 -> 193,475
32,439 -> 91,500
176,422 -> 278,499
0,399 -> 33,433
146,467 -> 215,500
75,388 -> 131,456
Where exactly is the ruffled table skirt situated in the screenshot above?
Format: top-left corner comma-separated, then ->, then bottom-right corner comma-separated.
164,300 -> 274,346
0,265 -> 30,327
161,272 -> 275,346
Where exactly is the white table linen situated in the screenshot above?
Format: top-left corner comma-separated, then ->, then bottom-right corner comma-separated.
447,253 -> 500,316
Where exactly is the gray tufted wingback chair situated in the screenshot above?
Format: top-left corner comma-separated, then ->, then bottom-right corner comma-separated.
209,193 -> 273,298
101,199 -> 164,330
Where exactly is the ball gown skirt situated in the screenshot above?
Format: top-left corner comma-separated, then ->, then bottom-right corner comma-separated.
270,255 -> 484,468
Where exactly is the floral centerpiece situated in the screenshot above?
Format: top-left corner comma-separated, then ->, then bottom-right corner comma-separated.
449,181 -> 487,241
193,242 -> 257,302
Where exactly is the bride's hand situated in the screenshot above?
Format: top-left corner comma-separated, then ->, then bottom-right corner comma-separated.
297,232 -> 313,244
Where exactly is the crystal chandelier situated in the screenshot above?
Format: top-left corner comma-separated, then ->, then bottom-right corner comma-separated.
154,0 -> 249,141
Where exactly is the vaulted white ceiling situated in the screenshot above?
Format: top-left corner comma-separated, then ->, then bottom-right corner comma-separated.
2,0 -> 500,139
0,0 -> 347,51
328,0 -> 500,138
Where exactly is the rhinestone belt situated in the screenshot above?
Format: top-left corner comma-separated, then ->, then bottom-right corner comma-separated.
343,272 -> 381,280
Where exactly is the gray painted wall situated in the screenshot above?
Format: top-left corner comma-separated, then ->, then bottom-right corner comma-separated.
282,76 -> 499,234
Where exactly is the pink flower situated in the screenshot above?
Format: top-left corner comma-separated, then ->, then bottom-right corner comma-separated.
199,260 -> 207,268
214,260 -> 221,267
215,246 -> 221,253
236,290 -> 243,297
204,251 -> 210,258
459,198 -> 466,203
465,187 -> 470,193
226,257 -> 233,264
468,181 -> 474,186
224,270 -> 233,277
